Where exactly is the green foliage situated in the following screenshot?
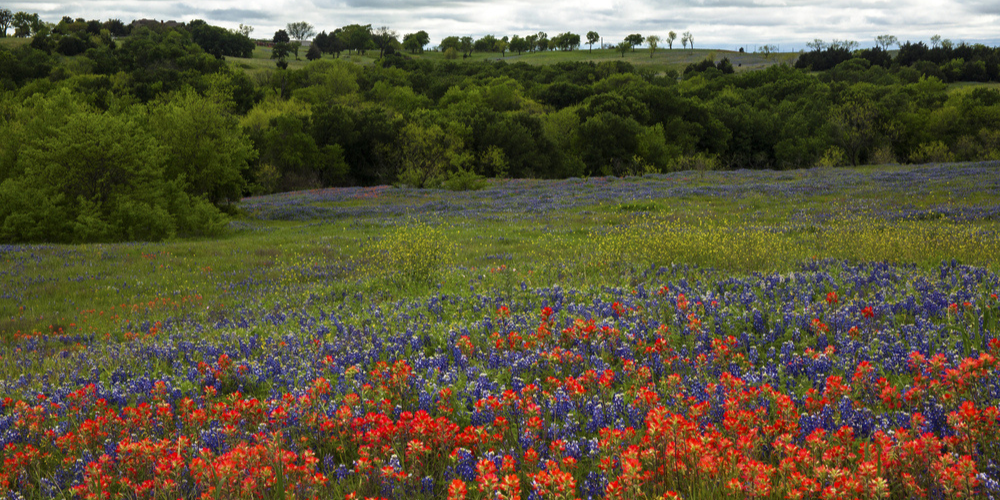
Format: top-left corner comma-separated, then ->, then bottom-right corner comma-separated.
146,88 -> 257,205
359,223 -> 455,288
0,90 -> 229,243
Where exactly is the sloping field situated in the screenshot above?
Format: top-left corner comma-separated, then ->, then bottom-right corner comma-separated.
2,163 -> 1000,499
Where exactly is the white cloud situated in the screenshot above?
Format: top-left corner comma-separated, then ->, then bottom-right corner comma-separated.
4,0 -> 997,50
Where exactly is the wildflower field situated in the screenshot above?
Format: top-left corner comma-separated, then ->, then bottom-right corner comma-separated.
2,163 -> 1000,499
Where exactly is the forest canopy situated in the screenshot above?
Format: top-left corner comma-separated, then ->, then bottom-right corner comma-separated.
2,18 -> 1000,243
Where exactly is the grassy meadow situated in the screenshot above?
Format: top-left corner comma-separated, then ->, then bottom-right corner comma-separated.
229,44 -> 799,76
5,163 -> 999,342
3,163 -> 1000,499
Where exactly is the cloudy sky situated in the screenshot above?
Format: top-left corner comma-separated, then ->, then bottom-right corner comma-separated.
5,0 -> 998,50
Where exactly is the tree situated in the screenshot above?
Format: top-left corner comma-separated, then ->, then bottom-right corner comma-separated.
147,89 -> 256,206
372,26 -> 398,58
509,35 -> 528,55
103,19 -> 127,37
313,31 -> 330,52
617,41 -> 630,58
806,39 -> 826,51
0,9 -> 12,37
930,34 -> 941,48
237,24 -> 254,38
534,32 -> 548,52
874,34 -> 898,51
273,29 -> 290,44
625,33 -> 643,51
646,35 -> 660,58
473,34 -> 498,53
342,24 -> 372,54
460,36 -> 473,56
271,41 -> 291,68
829,39 -> 858,51
587,31 -> 599,53
403,30 -> 429,53
758,44 -> 777,59
683,31 -> 693,50
439,36 -> 461,52
287,21 -> 315,41
525,34 -> 538,52
12,11 -> 42,37
306,43 -> 322,61
667,31 -> 676,49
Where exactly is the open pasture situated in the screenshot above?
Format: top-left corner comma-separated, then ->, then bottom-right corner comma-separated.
2,163 -> 1000,499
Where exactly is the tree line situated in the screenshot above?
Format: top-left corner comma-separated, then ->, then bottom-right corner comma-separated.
2,16 -> 999,243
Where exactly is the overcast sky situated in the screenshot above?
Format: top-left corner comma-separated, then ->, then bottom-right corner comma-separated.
5,0 -> 998,51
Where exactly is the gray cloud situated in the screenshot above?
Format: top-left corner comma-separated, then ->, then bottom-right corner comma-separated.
4,0 -> 998,50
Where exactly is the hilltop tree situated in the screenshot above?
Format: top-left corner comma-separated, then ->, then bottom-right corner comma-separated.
930,34 -> 941,48
439,36 -> 460,52
460,36 -> 473,56
874,34 -> 898,51
509,34 -> 528,55
473,34 -> 498,53
12,11 -> 43,37
534,32 -> 548,52
0,9 -> 12,37
342,24 -> 372,54
372,26 -> 398,58
402,30 -> 429,53
287,21 -> 315,41
683,31 -> 693,49
617,41 -> 630,57
646,34 -> 660,58
667,31 -> 676,49
273,29 -> 290,44
525,34 -> 538,52
625,33 -> 643,51
237,24 -> 253,38
103,19 -> 127,37
587,31 -> 599,52
306,43 -> 322,60
807,39 -> 826,51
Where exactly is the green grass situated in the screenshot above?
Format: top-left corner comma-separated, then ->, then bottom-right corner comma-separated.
0,37 -> 30,49
947,81 -> 1000,94
3,164 -> 999,343
230,45 -> 799,76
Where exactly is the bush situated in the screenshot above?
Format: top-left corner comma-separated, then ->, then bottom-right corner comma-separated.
0,89 -> 230,243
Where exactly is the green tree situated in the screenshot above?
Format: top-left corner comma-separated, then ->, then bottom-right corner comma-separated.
287,21 -> 315,41
12,11 -> 42,37
392,121 -> 471,188
587,31 -> 599,52
0,91 -> 226,243
342,24 -> 372,54
306,43 -> 322,60
646,35 -> 660,58
372,26 -> 398,58
509,35 -> 528,55
667,31 -> 676,49
874,34 -> 898,51
682,31 -> 693,50
617,41 -> 630,58
271,41 -> 291,68
402,30 -> 429,53
625,33 -> 643,51
273,29 -> 290,44
0,8 -> 12,37
460,36 -> 473,56
146,89 -> 256,205
439,36 -> 460,52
